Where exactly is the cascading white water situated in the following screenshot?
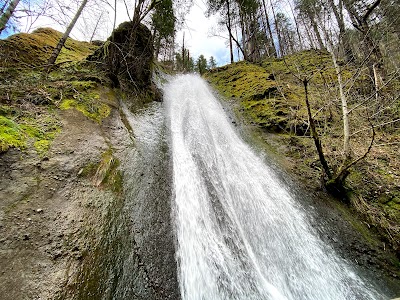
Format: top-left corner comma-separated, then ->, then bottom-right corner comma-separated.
164,74 -> 381,300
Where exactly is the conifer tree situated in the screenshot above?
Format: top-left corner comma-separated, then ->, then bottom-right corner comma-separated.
197,55 -> 208,75
208,56 -> 217,69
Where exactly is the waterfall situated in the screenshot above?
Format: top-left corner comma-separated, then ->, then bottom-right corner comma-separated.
164,74 -> 381,300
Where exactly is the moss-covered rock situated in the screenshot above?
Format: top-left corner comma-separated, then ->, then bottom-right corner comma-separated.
0,107 -> 61,156
205,59 -> 309,133
87,22 -> 160,102
58,81 -> 113,123
0,28 -> 113,154
88,22 -> 153,89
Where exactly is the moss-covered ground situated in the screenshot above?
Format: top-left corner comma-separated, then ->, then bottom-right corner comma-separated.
0,28 -> 97,68
0,29 -> 117,157
205,50 -> 400,258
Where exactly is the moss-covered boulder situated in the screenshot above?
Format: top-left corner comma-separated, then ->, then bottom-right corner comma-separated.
88,22 -> 155,93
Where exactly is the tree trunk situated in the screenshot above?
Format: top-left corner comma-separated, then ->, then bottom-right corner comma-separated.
247,15 -> 259,62
344,0 -> 384,86
262,0 -> 277,56
301,18 -> 316,48
303,79 -> 332,179
331,51 -> 351,165
328,0 -> 353,61
288,2 -> 303,51
226,0 -> 234,63
270,0 -> 282,56
46,0 -> 88,71
238,9 -> 248,60
310,17 -> 325,50
90,12 -> 103,42
0,0 -> 20,35
113,0 -> 117,30
182,32 -> 185,71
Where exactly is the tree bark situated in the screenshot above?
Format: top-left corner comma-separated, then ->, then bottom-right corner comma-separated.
238,9 -> 248,60
262,0 -> 277,56
90,12 -> 103,42
331,50 -> 351,165
226,0 -> 234,63
288,2 -> 303,51
182,32 -> 185,71
310,16 -> 325,50
270,0 -> 283,56
303,78 -> 332,179
46,0 -> 88,71
0,0 -> 20,35
328,0 -> 353,61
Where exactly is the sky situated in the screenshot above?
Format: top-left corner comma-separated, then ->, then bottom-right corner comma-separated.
175,0 -> 230,66
0,0 -> 231,66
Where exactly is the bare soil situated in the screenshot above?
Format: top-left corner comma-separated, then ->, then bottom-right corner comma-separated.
0,104 -> 179,300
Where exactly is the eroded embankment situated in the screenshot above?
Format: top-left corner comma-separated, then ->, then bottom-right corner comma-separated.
0,98 -> 179,300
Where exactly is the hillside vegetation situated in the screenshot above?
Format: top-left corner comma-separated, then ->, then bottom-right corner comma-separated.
205,50 -> 400,259
0,25 -> 172,299
0,28 -> 117,155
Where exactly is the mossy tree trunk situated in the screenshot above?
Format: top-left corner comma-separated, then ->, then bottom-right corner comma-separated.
46,0 -> 88,72
0,0 -> 20,35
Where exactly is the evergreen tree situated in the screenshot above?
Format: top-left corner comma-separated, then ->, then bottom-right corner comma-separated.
151,0 -> 176,59
208,56 -> 217,69
197,55 -> 208,75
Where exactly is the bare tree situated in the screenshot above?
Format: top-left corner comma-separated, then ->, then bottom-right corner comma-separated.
0,0 -> 20,35
46,0 -> 88,72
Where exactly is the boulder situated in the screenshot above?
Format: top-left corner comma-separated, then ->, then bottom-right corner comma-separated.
88,21 -> 154,93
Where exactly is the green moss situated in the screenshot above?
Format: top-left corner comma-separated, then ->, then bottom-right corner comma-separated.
34,139 -> 51,156
205,59 -> 309,133
71,80 -> 98,90
79,162 -> 98,178
60,97 -> 110,122
0,27 -> 97,68
92,149 -> 123,195
205,50 -> 355,136
0,106 -> 61,155
0,116 -> 26,151
58,80 -> 112,122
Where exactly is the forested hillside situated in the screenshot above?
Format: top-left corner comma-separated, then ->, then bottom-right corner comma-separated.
0,0 -> 399,297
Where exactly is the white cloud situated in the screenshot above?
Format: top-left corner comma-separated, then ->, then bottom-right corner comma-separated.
176,0 -> 229,66
2,0 -> 230,66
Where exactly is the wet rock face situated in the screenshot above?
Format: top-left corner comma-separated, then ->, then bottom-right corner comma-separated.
91,22 -> 154,91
